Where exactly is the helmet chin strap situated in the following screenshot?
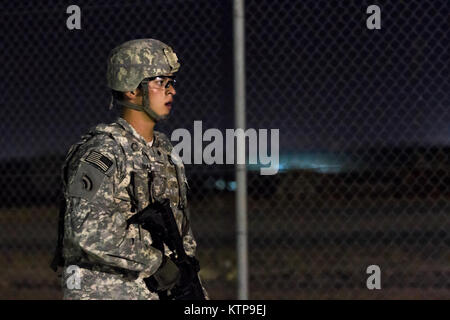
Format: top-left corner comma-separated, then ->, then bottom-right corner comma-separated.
116,79 -> 169,122
141,79 -> 169,122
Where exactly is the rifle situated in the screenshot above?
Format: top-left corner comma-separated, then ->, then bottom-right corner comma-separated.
127,199 -> 205,300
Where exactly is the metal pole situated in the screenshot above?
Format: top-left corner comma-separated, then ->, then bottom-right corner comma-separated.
233,0 -> 248,300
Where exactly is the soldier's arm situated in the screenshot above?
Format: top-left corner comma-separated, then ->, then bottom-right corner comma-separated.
65,135 -> 162,278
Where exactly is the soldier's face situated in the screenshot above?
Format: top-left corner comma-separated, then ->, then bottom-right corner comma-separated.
147,74 -> 176,118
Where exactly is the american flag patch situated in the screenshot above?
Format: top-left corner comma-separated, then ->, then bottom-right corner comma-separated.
85,151 -> 113,172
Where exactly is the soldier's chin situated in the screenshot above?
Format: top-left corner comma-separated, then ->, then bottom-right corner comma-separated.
159,110 -> 171,120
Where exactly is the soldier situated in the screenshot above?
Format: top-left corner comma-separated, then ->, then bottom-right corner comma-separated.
52,39 -> 207,300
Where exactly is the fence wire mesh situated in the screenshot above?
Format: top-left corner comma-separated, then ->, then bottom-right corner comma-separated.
0,0 -> 449,299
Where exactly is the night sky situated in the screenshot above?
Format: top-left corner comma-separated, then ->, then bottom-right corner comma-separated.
1,0 -> 449,161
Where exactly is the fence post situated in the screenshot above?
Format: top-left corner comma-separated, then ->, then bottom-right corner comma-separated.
233,0 -> 248,300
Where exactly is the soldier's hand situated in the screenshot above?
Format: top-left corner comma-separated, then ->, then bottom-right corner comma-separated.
126,200 -> 170,240
143,256 -> 180,292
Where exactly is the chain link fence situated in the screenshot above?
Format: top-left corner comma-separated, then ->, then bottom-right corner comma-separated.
1,0 -> 448,299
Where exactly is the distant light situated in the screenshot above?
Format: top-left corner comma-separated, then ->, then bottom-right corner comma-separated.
227,181 -> 237,191
215,179 -> 226,190
239,152 -> 352,174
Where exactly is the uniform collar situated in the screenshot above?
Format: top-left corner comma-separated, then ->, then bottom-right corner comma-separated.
116,117 -> 156,147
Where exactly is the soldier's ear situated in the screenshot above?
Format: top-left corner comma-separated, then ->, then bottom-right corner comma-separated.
123,91 -> 135,99
123,88 -> 141,100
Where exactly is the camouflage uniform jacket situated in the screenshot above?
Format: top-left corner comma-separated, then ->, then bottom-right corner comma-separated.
61,117 -> 199,300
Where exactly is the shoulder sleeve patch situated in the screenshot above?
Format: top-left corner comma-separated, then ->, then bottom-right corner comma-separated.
68,161 -> 108,201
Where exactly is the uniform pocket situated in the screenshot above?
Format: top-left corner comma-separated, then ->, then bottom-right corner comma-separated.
149,170 -> 168,201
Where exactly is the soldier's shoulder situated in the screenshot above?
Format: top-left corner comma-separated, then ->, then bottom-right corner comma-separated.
65,123 -> 125,167
93,121 -> 127,139
63,125 -> 125,195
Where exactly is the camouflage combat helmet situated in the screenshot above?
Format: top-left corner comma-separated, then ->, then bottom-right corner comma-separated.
107,39 -> 180,122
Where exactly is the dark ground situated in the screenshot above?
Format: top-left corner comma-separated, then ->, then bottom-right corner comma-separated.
0,185 -> 448,299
